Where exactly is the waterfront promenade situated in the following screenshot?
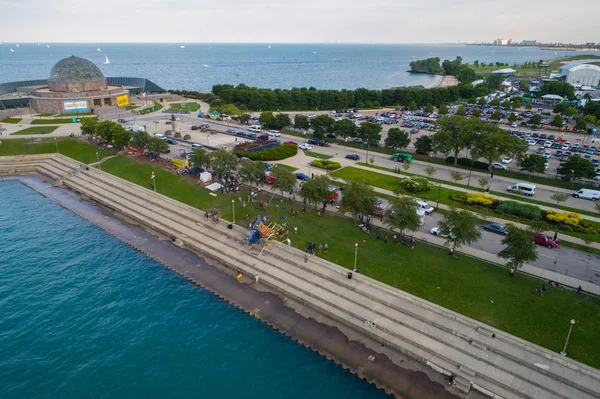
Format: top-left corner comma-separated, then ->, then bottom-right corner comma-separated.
3,154 -> 600,399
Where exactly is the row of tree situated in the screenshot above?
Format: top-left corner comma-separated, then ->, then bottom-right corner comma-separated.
80,118 -> 169,154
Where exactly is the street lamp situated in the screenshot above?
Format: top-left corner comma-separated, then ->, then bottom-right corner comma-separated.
232,199 -> 236,224
96,151 -> 100,170
435,182 -> 441,210
54,138 -> 59,154
560,319 -> 576,356
353,242 -> 358,272
151,172 -> 156,192
467,159 -> 474,187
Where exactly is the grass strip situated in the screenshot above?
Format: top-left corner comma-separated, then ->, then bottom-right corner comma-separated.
11,126 -> 59,135
304,150 -> 333,159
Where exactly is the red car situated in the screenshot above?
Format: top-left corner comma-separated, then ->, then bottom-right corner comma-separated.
533,233 -> 559,249
284,141 -> 298,146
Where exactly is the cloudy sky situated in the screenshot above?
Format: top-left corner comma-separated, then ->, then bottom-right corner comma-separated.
0,0 -> 596,43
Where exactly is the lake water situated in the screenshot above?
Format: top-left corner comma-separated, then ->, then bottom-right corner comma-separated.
0,180 -> 389,399
0,43 -> 587,90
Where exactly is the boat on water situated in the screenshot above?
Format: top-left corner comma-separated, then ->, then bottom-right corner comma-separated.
16,44 -> 19,47
47,44 -> 50,48
104,55 -> 110,64
268,45 -> 271,49
180,45 -> 185,48
202,64 -> 208,68
10,48 -> 14,52
97,47 -> 101,52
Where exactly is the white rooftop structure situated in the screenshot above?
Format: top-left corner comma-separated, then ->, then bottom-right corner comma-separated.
557,63 -> 600,87
492,68 -> 517,75
541,94 -> 563,100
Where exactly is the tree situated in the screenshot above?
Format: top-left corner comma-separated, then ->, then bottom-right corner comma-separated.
550,114 -> 564,128
385,198 -> 422,235
238,160 -> 265,187
553,102 -> 569,114
396,176 -> 434,197
478,177 -> 489,190
477,97 -> 487,106
437,208 -> 481,251
550,192 -> 569,206
489,97 -> 500,107
486,74 -> 504,91
217,104 -> 242,117
471,109 -> 481,118
467,96 -> 477,104
457,67 -> 477,84
189,148 -> 211,169
424,166 -> 437,177
294,115 -> 310,130
80,118 -> 98,135
519,80 -> 530,92
525,103 -> 533,110
471,124 -> 528,173
238,114 -> 251,124
455,106 -> 467,117
210,149 -> 237,176
408,101 -> 418,111
310,115 -> 335,139
539,82 -> 575,99
557,157 -> 596,182
450,171 -> 465,184
508,113 -> 517,122
529,114 -> 541,126
131,131 -> 150,149
340,180 -> 377,219
271,165 -> 296,196
259,111 -> 277,129
414,135 -> 433,154
300,175 -> 331,209
439,104 -> 448,115
501,100 -> 511,109
358,122 -> 382,161
409,57 -> 443,74
111,125 -> 132,149
274,113 -> 292,130
334,119 -> 356,139
442,56 -> 463,76
95,120 -> 118,142
490,111 -> 502,121
384,128 -> 410,151
497,224 -> 538,271
512,97 -> 522,109
147,136 -> 169,155
575,118 -> 588,131
432,116 -> 474,165
519,154 -> 546,179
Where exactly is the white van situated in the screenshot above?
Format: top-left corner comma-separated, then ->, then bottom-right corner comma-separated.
249,125 -> 262,133
191,143 -> 203,149
572,189 -> 600,201
416,200 -> 434,215
126,125 -> 146,133
507,182 -> 536,196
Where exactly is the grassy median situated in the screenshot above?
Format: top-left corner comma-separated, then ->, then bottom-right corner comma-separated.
0,138 -> 114,164
97,155 -> 600,368
10,126 -> 59,135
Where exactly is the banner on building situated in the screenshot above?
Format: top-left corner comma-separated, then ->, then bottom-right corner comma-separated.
63,100 -> 88,112
117,95 -> 129,107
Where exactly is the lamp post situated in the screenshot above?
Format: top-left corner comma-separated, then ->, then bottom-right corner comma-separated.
151,172 -> 156,192
560,319 -> 576,356
232,199 -> 236,224
467,159 -> 474,187
96,151 -> 100,170
353,242 -> 358,272
435,182 -> 441,211
54,138 -> 59,154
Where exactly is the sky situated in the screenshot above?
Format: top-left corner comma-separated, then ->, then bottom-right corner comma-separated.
0,0 -> 597,44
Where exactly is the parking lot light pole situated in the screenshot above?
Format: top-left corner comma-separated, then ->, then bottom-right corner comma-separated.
232,199 -> 236,224
353,242 -> 358,272
151,172 -> 156,192
96,151 -> 100,170
560,319 -> 576,356
54,138 -> 59,154
435,182 -> 441,211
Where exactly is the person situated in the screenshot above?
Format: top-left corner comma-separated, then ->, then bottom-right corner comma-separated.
447,375 -> 456,386
449,247 -> 454,256
509,267 -> 515,277
409,235 -> 414,248
384,234 -> 387,244
577,285 -> 582,295
287,238 -> 291,247
254,275 -> 260,283
237,270 -> 243,280
294,225 -> 298,234
324,243 -> 328,254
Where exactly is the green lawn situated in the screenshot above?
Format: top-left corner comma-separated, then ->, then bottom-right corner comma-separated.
276,164 -> 298,172
304,150 -> 333,160
31,118 -> 76,124
95,155 -> 600,368
1,117 -> 22,124
0,138 -> 114,164
139,101 -> 163,115
168,102 -> 201,112
125,105 -> 140,110
11,126 -> 59,135
56,112 -> 93,117
332,166 -> 600,244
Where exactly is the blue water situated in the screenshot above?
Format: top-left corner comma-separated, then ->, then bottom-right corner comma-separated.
0,180 -> 389,399
0,43 -> 591,90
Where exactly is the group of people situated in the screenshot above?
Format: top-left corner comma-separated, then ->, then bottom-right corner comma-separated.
304,242 -> 329,255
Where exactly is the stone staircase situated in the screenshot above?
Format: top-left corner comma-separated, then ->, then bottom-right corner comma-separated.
27,155 -> 600,399
0,154 -> 55,175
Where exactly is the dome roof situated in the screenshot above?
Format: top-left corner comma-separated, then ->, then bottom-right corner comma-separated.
48,56 -> 105,83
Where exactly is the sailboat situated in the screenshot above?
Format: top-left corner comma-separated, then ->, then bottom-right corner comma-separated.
16,44 -> 19,47
180,45 -> 185,48
47,45 -> 50,48
268,45 -> 271,49
202,64 -> 208,68
104,55 -> 110,64
10,48 -> 14,52
97,47 -> 101,52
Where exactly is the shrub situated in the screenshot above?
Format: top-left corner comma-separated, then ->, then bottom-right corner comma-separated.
496,201 -> 542,220
174,132 -> 182,138
465,193 -> 495,207
545,210 -> 582,227
235,144 -> 298,161
183,134 -> 191,140
311,160 -> 341,170
445,157 -> 488,171
398,176 -> 434,195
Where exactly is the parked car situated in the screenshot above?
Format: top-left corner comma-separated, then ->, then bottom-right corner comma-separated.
536,147 -> 545,154
572,189 -> 600,201
268,130 -> 281,137
299,144 -> 312,150
430,227 -> 455,239
482,223 -> 508,235
501,156 -> 513,164
533,233 -> 559,249
191,143 -> 203,149
307,139 -> 319,145
117,118 -> 127,123
492,162 -> 507,170
284,141 -> 298,146
295,172 -> 309,181
543,151 -> 551,159
345,154 -> 360,160
166,138 -> 177,145
226,128 -> 236,134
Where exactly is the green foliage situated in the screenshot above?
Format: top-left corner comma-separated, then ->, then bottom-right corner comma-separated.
414,135 -> 433,154
557,157 -> 596,181
433,115 -> 479,165
575,118 -> 588,131
424,166 -> 437,177
213,103 -> 242,117
519,80 -> 530,92
310,115 -> 335,139
540,82 -> 575,99
384,128 -> 410,151
95,120 -> 119,142
471,109 -> 482,118
478,177 -> 489,190
397,176 -> 434,195
333,118 -> 356,138
519,154 -> 547,176
80,117 -> 98,135
437,209 -> 481,250
112,126 -> 132,148
455,106 -> 467,117
259,111 -> 277,129
131,131 -> 149,149
234,143 -> 298,161
210,149 -> 237,176
311,159 -> 341,170
491,111 -> 502,121
10,127 -> 58,135
147,136 -> 168,154
529,114 -> 541,126
489,97 -> 501,107
408,101 -> 418,111
442,56 -> 463,76
498,225 -> 538,269
1,117 -> 22,123
486,74 -> 504,91
439,104 -> 448,115
294,115 -> 310,130
385,197 -> 422,234
553,102 -> 569,114
471,124 -> 528,170
274,113 -> 292,129
450,171 -> 465,183
300,175 -> 331,207
583,102 -> 600,120
409,57 -> 443,74
508,113 -> 517,122
189,148 -> 211,169
238,160 -> 265,187
550,114 -> 564,128
497,201 -> 542,220
358,121 -> 382,144
477,97 -> 487,106
271,164 -> 296,195
340,180 -> 377,218
457,66 -> 477,83
424,104 -> 434,113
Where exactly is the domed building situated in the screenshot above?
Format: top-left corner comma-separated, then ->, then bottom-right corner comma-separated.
28,56 -> 131,114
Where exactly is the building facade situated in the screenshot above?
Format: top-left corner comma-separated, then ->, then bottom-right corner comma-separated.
557,63 -> 600,87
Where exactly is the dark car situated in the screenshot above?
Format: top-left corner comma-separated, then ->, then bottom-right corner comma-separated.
117,118 -> 127,123
166,138 -> 177,145
345,154 -> 360,160
295,172 -> 309,181
533,233 -> 559,249
308,138 -> 319,145
226,128 -> 236,134
539,133 -> 547,139
482,223 -> 508,235
236,131 -> 245,136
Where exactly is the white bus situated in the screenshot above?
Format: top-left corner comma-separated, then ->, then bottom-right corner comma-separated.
249,125 -> 262,132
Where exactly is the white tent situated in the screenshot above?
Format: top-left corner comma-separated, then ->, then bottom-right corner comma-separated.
493,68 -> 517,75
541,94 -> 563,100
199,171 -> 212,183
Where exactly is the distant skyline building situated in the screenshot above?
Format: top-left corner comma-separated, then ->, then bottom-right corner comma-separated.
493,38 -> 512,46
521,40 -> 537,46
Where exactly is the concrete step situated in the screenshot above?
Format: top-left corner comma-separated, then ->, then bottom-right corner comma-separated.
61,174 -> 583,399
